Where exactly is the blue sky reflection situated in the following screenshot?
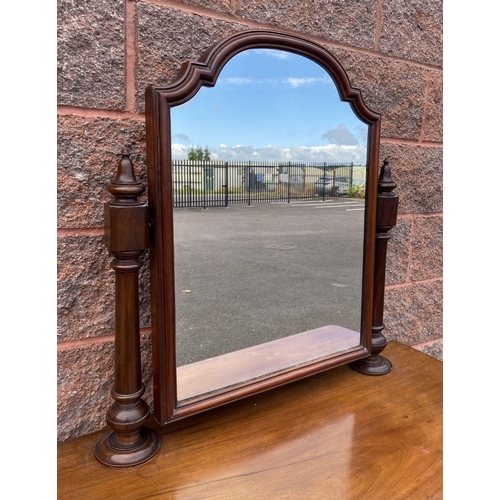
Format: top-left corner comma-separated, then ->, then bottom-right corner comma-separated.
171,49 -> 368,164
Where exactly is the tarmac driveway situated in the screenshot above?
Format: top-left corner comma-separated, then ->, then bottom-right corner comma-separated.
173,199 -> 366,366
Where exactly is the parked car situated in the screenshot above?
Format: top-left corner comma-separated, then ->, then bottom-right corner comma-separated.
314,176 -> 350,196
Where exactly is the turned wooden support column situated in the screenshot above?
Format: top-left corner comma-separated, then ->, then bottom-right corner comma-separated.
95,148 -> 161,467
350,158 -> 398,376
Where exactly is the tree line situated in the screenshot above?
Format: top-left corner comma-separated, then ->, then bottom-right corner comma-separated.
187,145 -> 211,161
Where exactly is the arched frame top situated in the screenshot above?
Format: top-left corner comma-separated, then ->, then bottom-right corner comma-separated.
146,29 -> 381,425
150,30 -> 380,124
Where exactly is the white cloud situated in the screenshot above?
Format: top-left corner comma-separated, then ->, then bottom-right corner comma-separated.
255,49 -> 291,60
219,77 -> 252,85
172,143 -> 188,158
218,76 -> 329,87
283,77 -> 330,88
200,143 -> 367,164
172,139 -> 367,164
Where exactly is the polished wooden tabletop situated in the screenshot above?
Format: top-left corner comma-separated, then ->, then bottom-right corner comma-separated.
58,341 -> 442,499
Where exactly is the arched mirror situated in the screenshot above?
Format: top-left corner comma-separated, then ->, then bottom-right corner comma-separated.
171,50 -> 369,403
146,30 -> 381,425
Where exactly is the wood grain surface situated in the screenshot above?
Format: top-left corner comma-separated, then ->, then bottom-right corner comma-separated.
58,341 -> 442,499
177,324 -> 360,402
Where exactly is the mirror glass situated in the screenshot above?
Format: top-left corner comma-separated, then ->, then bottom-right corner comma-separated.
171,49 -> 369,403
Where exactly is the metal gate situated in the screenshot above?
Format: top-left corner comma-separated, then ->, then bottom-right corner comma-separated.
172,161 -> 357,208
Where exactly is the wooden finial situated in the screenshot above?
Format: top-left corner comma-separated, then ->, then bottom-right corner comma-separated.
378,158 -> 397,192
107,149 -> 145,201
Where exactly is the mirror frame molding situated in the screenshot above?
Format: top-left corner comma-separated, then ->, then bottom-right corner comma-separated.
145,29 -> 381,426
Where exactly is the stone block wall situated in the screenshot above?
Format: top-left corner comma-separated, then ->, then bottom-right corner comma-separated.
57,0 -> 442,441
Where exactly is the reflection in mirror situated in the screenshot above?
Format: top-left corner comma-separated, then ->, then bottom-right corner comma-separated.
171,49 -> 369,403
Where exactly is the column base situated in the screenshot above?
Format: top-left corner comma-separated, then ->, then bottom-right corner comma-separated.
349,355 -> 392,376
95,427 -> 161,468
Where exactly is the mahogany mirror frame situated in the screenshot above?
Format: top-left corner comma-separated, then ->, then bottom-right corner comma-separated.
145,29 -> 380,426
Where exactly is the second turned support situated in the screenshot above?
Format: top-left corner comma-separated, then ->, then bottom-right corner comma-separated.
350,158 -> 398,376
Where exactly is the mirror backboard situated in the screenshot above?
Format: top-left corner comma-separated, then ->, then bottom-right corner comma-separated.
146,30 -> 380,424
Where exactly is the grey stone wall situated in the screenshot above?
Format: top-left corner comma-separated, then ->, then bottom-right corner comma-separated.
57,0 -> 443,441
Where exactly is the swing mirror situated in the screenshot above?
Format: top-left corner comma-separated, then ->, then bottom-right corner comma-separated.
146,30 -> 380,424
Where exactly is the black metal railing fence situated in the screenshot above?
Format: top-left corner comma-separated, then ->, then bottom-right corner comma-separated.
172,160 -> 361,208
